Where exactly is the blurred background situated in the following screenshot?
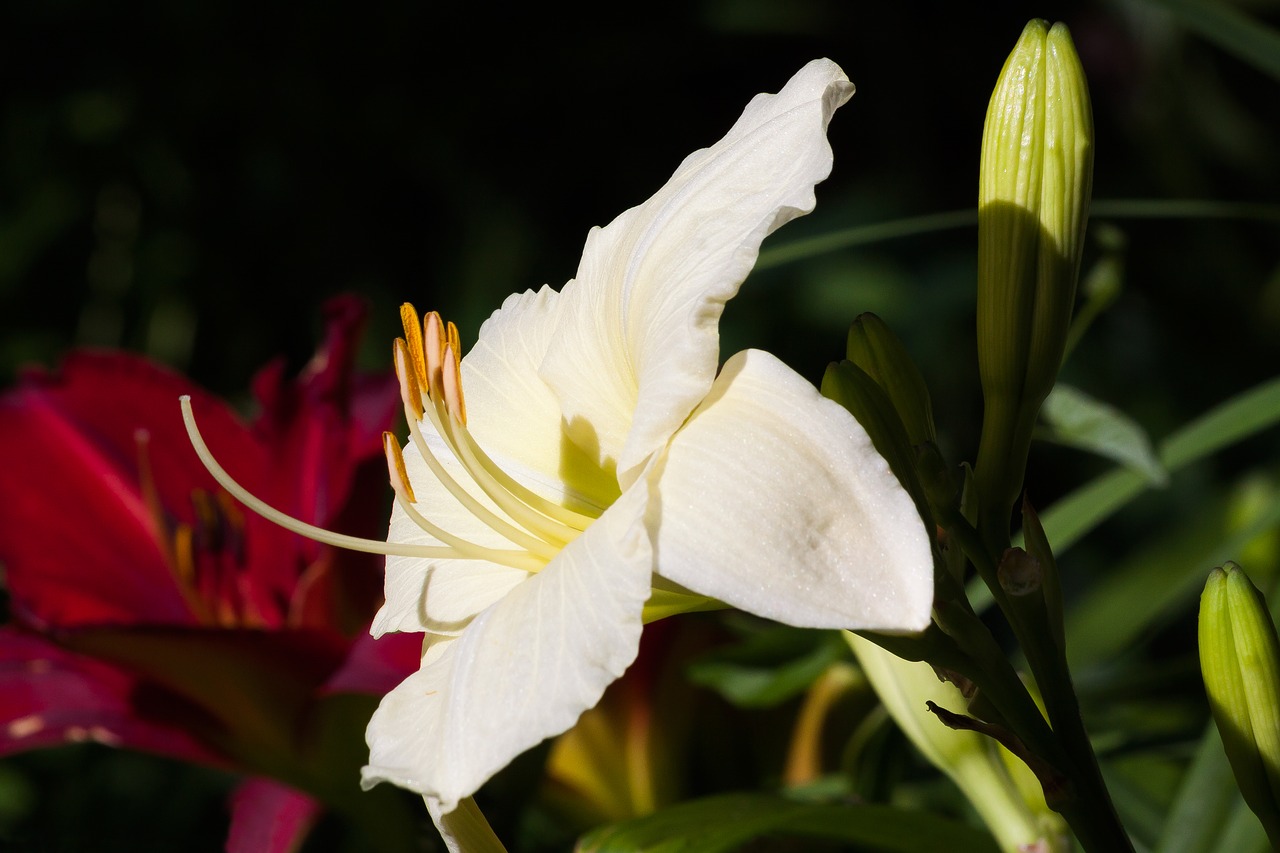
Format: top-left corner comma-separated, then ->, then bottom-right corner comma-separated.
2,0 -> 1278,849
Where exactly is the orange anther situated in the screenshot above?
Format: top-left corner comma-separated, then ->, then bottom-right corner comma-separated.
399,304 -> 428,389
383,432 -> 417,503
393,339 -> 425,420
441,344 -> 467,425
423,311 -> 446,397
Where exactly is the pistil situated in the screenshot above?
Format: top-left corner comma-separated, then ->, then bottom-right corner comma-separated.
179,303 -> 606,580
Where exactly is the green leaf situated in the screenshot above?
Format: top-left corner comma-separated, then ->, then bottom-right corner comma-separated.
1155,723 -> 1271,853
685,625 -> 847,709
576,793 -> 999,853
1039,384 -> 1167,485
756,200 -> 1279,271
1033,375 -> 1280,553
1065,476 -> 1280,668
1143,0 -> 1280,84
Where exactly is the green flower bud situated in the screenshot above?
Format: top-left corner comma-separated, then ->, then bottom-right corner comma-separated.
845,313 -> 937,446
974,19 -> 1094,531
822,360 -> 932,529
1199,562 -> 1280,847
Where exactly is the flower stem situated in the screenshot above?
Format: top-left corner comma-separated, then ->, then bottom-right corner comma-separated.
943,511 -> 1133,851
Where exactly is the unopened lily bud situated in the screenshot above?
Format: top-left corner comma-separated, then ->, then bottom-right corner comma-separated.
975,19 -> 1094,528
822,360 -> 931,528
846,313 -> 936,446
1199,562 -> 1280,847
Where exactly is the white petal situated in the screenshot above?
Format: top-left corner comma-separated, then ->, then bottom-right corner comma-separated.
540,59 -> 854,487
650,349 -> 933,631
462,285 -> 617,512
373,431 -> 531,637
362,480 -> 653,811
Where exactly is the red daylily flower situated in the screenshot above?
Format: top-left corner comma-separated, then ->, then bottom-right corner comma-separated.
0,295 -> 420,853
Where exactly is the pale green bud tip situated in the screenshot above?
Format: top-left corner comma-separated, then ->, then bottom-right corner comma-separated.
1199,562 -> 1280,845
977,18 -> 1094,403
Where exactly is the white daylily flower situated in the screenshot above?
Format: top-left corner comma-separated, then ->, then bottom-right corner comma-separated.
366,56 -> 932,820
179,57 -> 934,846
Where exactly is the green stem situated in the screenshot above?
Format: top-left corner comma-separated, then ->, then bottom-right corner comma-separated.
945,513 -> 1133,851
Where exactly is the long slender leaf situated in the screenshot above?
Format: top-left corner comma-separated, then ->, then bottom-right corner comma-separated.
756,209 -> 976,269
1039,384 -> 1167,484
576,793 -> 999,853
1066,478 -> 1280,668
1036,376 -> 1280,553
1144,0 -> 1280,84
756,201 -> 1280,269
1156,723 -> 1269,853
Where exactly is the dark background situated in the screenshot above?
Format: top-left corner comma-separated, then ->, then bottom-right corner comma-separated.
2,0 -> 1278,849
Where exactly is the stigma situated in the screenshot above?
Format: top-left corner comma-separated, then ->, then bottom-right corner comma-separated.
180,304 -> 599,575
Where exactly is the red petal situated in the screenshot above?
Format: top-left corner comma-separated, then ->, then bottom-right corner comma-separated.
226,778 -> 322,853
322,629 -> 420,696
247,295 -> 399,620
0,357 -> 200,627
0,627 -> 221,764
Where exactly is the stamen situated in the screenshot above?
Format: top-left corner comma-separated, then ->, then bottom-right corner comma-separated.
457,428 -> 597,530
440,344 -> 467,425
403,414 -> 561,560
400,303 -> 428,390
384,432 -> 417,504
430,406 -> 580,548
133,429 -> 173,558
384,432 -> 545,571
446,321 -> 461,364
173,525 -> 196,586
394,339 -> 425,421
181,396 -> 471,561
396,322 -> 594,533
424,311 -> 445,396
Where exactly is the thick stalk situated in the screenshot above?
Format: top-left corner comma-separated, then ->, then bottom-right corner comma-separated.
945,513 -> 1133,851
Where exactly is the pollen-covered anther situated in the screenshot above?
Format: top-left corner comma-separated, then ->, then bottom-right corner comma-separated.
441,344 -> 467,425
423,310 -> 446,397
383,431 -> 417,504
393,338 -> 425,421
400,303 -> 429,390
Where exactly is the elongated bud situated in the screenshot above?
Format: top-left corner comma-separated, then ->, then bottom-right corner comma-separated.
822,360 -> 932,529
846,313 -> 936,446
974,19 -> 1094,535
1199,562 -> 1280,847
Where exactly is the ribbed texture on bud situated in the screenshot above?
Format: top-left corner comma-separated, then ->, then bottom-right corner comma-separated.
975,19 -> 1094,535
1199,562 -> 1280,848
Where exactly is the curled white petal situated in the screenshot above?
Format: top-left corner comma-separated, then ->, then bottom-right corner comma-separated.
540,59 -> 855,487
650,349 -> 933,631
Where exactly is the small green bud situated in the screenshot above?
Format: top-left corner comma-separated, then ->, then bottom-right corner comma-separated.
845,313 -> 936,446
822,360 -> 932,530
1199,562 -> 1280,847
1020,497 -> 1066,653
974,19 -> 1094,532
